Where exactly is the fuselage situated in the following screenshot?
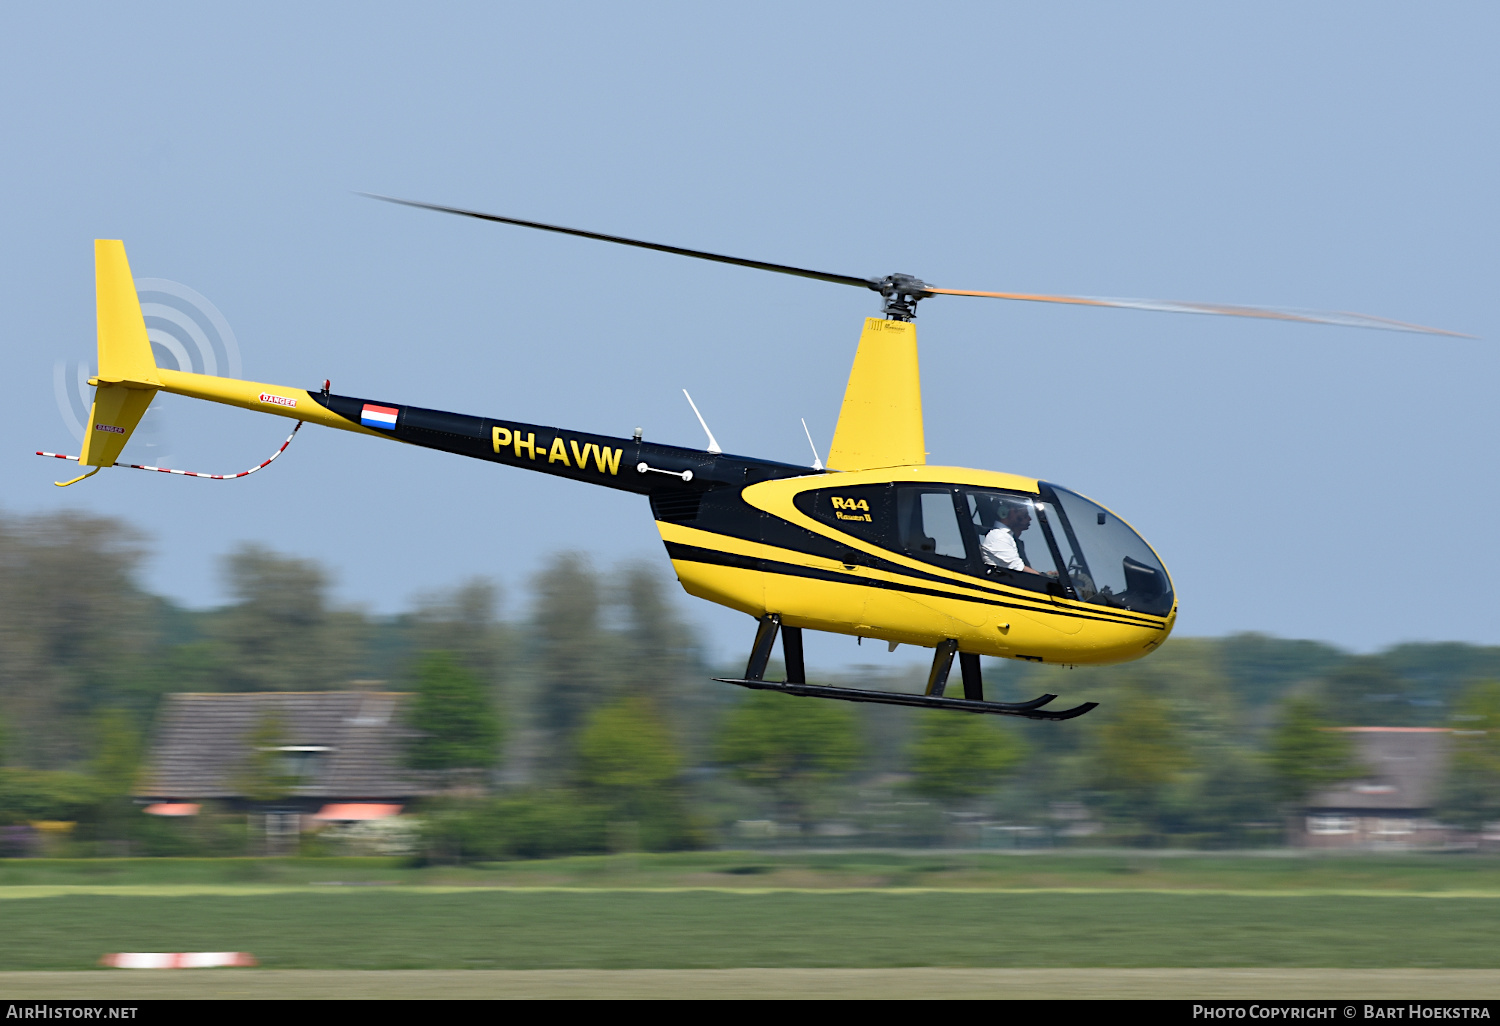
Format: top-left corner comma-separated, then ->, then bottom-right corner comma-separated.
264,382 -> 1174,665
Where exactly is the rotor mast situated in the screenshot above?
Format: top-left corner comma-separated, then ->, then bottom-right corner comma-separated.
871,273 -> 932,321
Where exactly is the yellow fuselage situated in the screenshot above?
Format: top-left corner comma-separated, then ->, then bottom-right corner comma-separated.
660,465 -> 1174,665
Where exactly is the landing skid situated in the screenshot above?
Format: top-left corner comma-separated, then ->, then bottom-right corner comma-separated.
726,614 -> 1097,721
715,676 -> 1097,720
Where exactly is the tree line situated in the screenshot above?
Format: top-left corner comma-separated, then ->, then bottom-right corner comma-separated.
1,508 -> 1498,854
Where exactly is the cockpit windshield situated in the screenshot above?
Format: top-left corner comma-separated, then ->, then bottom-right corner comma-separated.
1042,484 -> 1174,617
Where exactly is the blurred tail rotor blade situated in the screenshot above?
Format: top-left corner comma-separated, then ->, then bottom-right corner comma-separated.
923,287 -> 1472,337
363,194 -> 876,290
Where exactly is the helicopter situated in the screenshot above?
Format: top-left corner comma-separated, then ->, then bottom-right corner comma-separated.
41,204 -> 1463,720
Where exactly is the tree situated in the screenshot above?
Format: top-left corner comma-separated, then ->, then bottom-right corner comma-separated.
407,578 -> 507,686
716,691 -> 861,835
89,709 -> 143,851
608,561 -> 718,763
1160,747 -> 1279,848
406,652 -> 502,776
0,511 -> 155,767
1088,683 -> 1191,842
211,543 -> 364,691
528,553 -> 613,759
1095,687 -> 1189,791
1437,681 -> 1500,832
1216,633 -> 1347,713
578,696 -> 681,796
1268,695 -> 1360,806
906,712 -> 1024,801
0,769 -> 98,825
577,696 -> 697,850
1318,658 -> 1418,727
612,562 -> 698,696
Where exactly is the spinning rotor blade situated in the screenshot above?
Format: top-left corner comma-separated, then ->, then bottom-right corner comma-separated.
369,194 -> 1468,336
922,287 -> 1471,337
363,194 -> 874,290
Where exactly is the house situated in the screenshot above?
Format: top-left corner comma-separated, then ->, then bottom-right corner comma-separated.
1302,727 -> 1453,849
137,691 -> 437,850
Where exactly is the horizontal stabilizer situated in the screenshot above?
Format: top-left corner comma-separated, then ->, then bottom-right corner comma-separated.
79,384 -> 157,468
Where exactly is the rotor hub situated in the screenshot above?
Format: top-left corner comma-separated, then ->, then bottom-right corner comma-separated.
870,273 -> 932,321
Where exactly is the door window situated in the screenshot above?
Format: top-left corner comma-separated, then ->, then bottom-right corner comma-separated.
895,487 -> 970,567
962,490 -> 1064,595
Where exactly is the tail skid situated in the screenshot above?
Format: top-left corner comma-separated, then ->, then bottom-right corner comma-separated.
38,421 -> 304,483
53,466 -> 102,488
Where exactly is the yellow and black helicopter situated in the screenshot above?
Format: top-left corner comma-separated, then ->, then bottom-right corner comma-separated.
43,202 -> 1463,719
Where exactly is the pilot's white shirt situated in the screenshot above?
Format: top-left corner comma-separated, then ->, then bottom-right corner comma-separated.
980,526 -> 1025,571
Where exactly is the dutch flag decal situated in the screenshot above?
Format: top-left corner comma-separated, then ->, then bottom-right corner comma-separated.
361,403 -> 399,430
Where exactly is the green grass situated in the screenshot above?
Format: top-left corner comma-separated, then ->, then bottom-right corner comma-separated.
3,891 -> 1500,969
4,851 -> 1500,893
5,854 -> 1500,971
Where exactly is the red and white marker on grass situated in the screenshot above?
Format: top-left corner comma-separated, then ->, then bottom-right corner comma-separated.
101,952 -> 257,969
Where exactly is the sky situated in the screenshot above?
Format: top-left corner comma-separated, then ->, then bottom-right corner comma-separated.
2,3 -> 1497,671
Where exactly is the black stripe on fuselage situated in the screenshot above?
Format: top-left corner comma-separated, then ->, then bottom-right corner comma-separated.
681,487 -> 1170,630
663,541 -> 1167,632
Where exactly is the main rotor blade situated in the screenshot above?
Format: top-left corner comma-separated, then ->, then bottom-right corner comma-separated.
923,287 -> 1470,337
367,195 -> 1468,336
364,194 -> 875,290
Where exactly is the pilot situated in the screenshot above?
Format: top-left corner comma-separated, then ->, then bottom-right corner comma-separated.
979,498 -> 1052,577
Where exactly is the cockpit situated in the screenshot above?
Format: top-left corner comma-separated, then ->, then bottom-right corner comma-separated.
797,481 -> 1174,618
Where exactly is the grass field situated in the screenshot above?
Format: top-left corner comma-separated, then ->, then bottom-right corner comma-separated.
3,853 -> 1500,974
4,850 -> 1500,894
2,891 -> 1500,970
5,969 -> 1500,1000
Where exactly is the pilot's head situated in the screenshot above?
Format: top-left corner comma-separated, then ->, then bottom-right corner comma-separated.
997,500 -> 1032,533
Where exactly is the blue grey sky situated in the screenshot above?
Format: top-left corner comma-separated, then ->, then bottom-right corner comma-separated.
3,3 -> 1496,670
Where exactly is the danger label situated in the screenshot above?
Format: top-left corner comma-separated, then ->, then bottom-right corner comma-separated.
259,393 -> 298,408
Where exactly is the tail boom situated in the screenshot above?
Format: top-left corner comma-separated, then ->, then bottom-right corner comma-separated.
153,368 -> 388,437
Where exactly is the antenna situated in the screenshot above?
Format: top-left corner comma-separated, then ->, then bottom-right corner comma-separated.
801,418 -> 823,471
682,390 -> 722,454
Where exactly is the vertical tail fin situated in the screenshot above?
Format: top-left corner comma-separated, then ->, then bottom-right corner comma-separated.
78,241 -> 159,470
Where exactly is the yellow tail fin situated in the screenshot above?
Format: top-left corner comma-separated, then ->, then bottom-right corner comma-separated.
825,317 -> 925,471
78,241 -> 160,470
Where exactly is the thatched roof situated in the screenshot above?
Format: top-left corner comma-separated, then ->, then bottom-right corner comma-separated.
138,691 -> 436,799
1307,728 -> 1452,812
